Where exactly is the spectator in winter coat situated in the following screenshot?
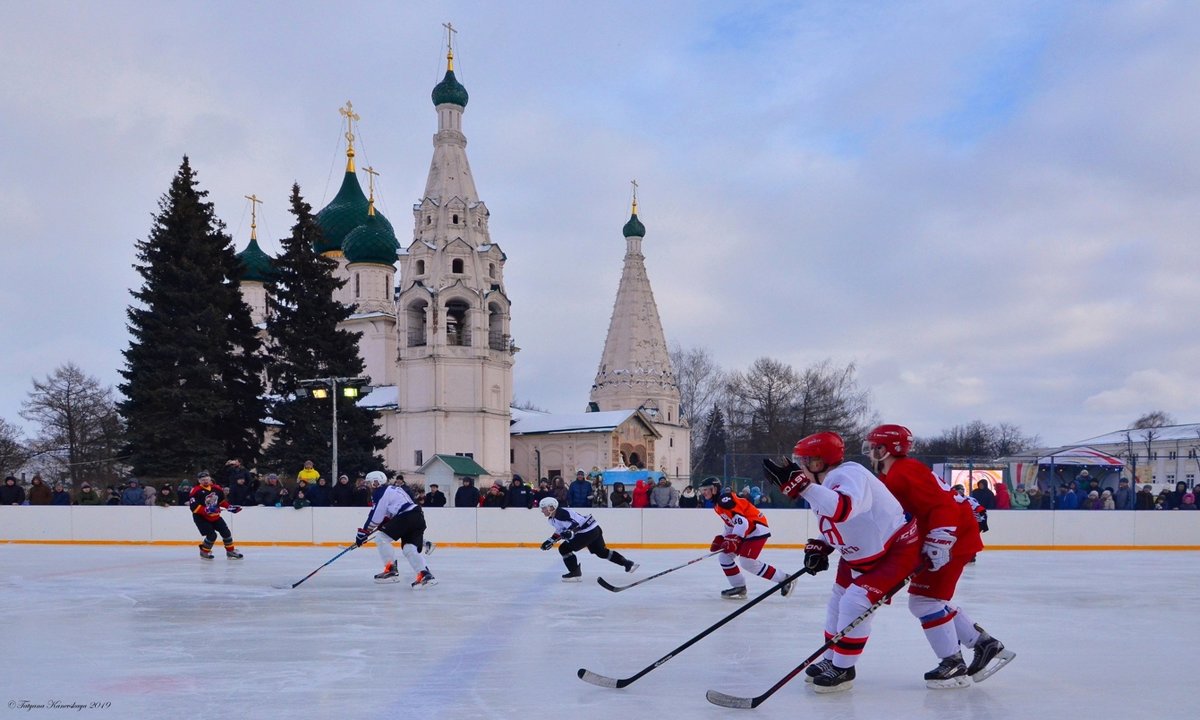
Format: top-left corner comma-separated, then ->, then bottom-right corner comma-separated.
424,484 -> 447,507
482,483 -> 508,508
119,480 -> 144,506
50,482 -> 72,505
567,470 -> 592,507
1167,482 -> 1189,510
631,479 -> 651,508
1056,484 -> 1080,510
533,479 -> 554,506
223,458 -> 250,489
649,477 -> 678,508
296,460 -> 320,485
176,481 -> 192,506
229,476 -> 256,506
1135,485 -> 1155,510
1011,485 -> 1031,510
970,479 -> 997,509
142,484 -> 157,506
255,474 -> 284,507
590,477 -> 609,508
551,477 -> 569,506
609,482 -> 632,508
1082,490 -> 1103,510
292,489 -> 312,509
308,477 -> 331,507
454,477 -> 481,508
1180,492 -> 1197,510
330,475 -> 354,507
106,487 -> 121,505
678,485 -> 699,508
1113,478 -> 1135,510
156,485 -> 176,507
351,478 -> 372,506
76,483 -> 105,506
1100,489 -> 1115,510
1,476 -> 25,505
28,476 -> 52,505
994,481 -> 1012,509
507,475 -> 535,509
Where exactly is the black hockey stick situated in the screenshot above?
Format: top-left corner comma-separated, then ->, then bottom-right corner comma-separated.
273,532 -> 376,589
597,551 -> 720,592
578,566 -> 812,688
705,567 -> 919,709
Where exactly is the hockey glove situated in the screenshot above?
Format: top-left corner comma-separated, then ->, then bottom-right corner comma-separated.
560,529 -> 575,542
709,535 -> 725,552
804,538 -> 834,574
720,535 -> 741,554
354,527 -> 373,547
227,506 -> 242,514
763,458 -> 810,499
922,527 -> 956,571
540,538 -> 556,551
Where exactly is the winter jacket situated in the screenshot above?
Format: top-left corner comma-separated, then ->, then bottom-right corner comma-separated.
568,479 -> 592,507
481,488 -> 508,508
119,486 -> 144,506
28,480 -> 52,505
307,481 -> 331,507
590,482 -> 609,508
609,484 -> 632,508
631,480 -> 651,508
51,489 -> 72,505
255,482 -> 283,507
76,488 -> 105,506
1,480 -> 25,505
330,480 -> 354,507
454,484 -> 481,508
551,479 -> 569,506
1056,490 -> 1080,510
649,481 -> 678,508
507,482 -> 534,509
1113,485 -> 1135,510
228,480 -> 255,506
678,488 -> 699,508
1010,490 -> 1030,510
424,490 -> 447,507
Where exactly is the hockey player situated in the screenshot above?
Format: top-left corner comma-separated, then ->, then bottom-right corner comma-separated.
355,471 -> 436,588
764,431 -> 920,694
865,424 -> 1015,688
538,497 -> 638,581
187,470 -> 243,560
709,490 -> 797,600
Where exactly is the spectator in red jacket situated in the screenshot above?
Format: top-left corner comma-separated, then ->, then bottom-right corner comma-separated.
631,479 -> 651,508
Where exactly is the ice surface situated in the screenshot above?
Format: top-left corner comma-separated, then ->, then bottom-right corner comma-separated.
2,545 -> 1196,720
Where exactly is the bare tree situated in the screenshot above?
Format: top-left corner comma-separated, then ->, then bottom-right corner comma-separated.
20,363 -> 126,485
918,420 -> 1037,459
1132,411 -> 1175,429
0,418 -> 28,478
792,360 -> 873,446
669,343 -> 726,474
725,357 -> 803,456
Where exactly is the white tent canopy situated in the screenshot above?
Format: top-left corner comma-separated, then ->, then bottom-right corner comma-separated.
1036,446 -> 1124,467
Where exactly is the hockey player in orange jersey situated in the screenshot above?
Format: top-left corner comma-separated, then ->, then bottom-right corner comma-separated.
708,488 -> 797,600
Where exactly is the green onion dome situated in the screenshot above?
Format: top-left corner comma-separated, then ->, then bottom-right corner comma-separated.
432,68 -> 469,108
236,238 -> 274,282
314,169 -> 394,254
622,212 -> 646,238
343,210 -> 399,266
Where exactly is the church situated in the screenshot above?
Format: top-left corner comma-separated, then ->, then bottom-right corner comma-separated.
234,41 -> 689,488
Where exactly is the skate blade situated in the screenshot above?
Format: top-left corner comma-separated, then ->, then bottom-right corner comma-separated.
971,650 -> 1015,682
411,578 -> 438,590
721,594 -> 747,601
625,562 -> 640,573
561,576 -> 583,583
812,680 -> 853,694
374,576 -> 402,584
926,676 -> 972,690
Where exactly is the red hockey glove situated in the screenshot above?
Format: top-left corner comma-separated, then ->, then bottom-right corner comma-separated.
709,535 -> 725,552
804,538 -> 834,574
720,535 -> 741,554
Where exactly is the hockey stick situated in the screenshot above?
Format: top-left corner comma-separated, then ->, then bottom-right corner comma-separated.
272,532 -> 376,590
578,566 -> 812,688
705,567 -> 919,709
596,551 -> 720,592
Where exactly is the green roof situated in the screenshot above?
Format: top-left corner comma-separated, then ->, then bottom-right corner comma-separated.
422,454 -> 488,476
622,211 -> 646,238
314,169 -> 394,254
343,211 -> 399,266
432,69 -> 469,108
236,237 -> 274,282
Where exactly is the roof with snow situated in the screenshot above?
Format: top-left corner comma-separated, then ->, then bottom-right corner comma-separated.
1071,423 -> 1200,445
509,409 -> 660,438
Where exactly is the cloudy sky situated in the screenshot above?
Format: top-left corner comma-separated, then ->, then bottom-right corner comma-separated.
2,1 -> 1197,447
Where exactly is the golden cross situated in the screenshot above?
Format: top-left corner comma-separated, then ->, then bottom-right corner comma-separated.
363,166 -> 380,202
244,194 -> 263,240
339,100 -> 360,149
443,22 -> 457,68
630,179 -> 639,213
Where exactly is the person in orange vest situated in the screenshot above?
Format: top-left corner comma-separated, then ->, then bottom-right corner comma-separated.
710,490 -> 796,599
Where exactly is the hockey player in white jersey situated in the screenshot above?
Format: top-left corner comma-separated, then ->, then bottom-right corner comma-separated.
539,497 -> 638,582
764,431 -> 921,694
355,471 -> 436,588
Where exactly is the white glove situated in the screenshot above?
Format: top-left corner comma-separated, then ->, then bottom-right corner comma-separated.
922,527 -> 956,571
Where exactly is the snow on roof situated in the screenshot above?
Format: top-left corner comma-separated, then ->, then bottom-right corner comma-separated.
1071,423 -> 1200,445
357,385 -> 398,410
510,409 -> 638,435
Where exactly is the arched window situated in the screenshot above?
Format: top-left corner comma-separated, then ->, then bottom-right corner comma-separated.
425,216 -> 432,226
416,259 -> 425,275
354,273 -> 360,298
488,263 -> 495,278
452,214 -> 459,224
452,258 -> 464,274
406,300 -> 428,347
445,299 -> 471,346
488,301 -> 506,350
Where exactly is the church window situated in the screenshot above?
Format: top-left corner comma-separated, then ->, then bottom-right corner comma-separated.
426,216 -> 431,226
407,300 -> 428,347
414,450 -> 423,466
452,258 -> 464,274
452,214 -> 459,224
669,437 -> 673,447
416,259 -> 425,275
488,302 -> 505,350
488,263 -> 495,278
446,300 -> 471,346
354,273 -> 360,298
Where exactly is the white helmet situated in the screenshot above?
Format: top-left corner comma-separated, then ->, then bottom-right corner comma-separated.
538,497 -> 559,511
365,470 -> 388,485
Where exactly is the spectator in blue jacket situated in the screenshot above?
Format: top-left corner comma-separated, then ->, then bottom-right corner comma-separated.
567,470 -> 592,507
1056,483 -> 1080,510
1113,477 -> 1135,510
51,482 -> 72,505
120,479 -> 145,506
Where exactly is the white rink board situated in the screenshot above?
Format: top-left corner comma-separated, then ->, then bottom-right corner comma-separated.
2,546 -> 1197,720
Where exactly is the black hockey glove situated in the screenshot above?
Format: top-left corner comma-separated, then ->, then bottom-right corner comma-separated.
804,538 -> 834,574
763,458 -> 801,487
354,527 -> 373,547
540,538 -> 555,551
561,529 -> 575,542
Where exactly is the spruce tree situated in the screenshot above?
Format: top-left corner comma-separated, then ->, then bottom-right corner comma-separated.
119,157 -> 266,478
262,184 -> 388,480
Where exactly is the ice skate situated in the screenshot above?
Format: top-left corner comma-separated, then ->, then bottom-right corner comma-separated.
199,546 -> 214,560
812,664 -> 855,693
720,586 -> 747,600
779,576 -> 798,597
924,652 -> 970,689
561,569 -> 583,583
804,658 -> 833,684
423,541 -> 436,556
411,569 -> 437,589
374,562 -> 400,584
225,549 -> 243,559
624,560 -> 639,573
968,626 -> 1015,681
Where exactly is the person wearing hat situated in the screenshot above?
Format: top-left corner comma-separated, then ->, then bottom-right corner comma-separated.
706,486 -> 795,600
186,471 -> 243,560
1011,484 -> 1031,510
568,469 -> 592,508
1113,477 -> 1135,510
76,482 -> 105,506
423,483 -> 447,508
119,479 -> 144,506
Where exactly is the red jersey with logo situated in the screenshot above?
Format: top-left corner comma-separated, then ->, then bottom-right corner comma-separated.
879,457 -> 982,558
188,483 -> 231,522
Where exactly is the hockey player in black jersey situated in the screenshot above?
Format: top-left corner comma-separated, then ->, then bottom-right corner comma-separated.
539,497 -> 638,582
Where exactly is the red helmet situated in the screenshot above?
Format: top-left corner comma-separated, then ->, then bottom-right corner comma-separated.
866,424 -> 913,457
792,432 -> 845,467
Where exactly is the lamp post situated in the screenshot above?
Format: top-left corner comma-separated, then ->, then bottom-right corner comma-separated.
297,376 -> 371,484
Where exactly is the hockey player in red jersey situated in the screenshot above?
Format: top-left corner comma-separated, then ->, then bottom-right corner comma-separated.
764,431 -> 921,693
709,490 -> 796,600
187,470 -> 243,559
865,424 -> 1015,686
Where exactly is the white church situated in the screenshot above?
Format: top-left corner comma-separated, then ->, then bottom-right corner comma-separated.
234,43 -> 689,488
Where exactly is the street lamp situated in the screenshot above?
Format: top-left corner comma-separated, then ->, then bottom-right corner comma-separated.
296,376 -> 372,484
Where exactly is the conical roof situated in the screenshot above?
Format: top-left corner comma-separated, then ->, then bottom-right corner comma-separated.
343,210 -> 399,266
315,169 -> 394,254
236,237 -> 273,282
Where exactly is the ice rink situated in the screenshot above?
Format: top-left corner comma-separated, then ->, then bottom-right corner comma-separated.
3,544 -> 1196,720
